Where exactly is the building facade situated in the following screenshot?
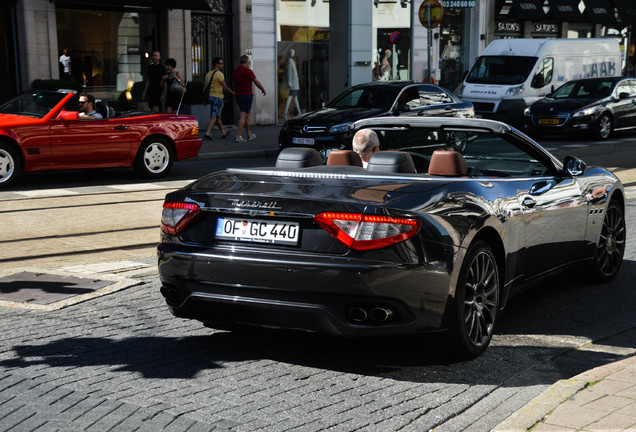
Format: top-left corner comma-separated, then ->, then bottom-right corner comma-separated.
1,0 -> 626,125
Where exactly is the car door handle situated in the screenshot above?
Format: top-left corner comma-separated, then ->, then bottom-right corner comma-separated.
113,126 -> 129,130
522,197 -> 537,208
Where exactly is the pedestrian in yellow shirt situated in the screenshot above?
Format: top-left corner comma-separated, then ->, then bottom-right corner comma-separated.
203,57 -> 235,140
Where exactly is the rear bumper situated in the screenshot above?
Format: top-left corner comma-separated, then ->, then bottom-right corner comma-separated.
175,137 -> 202,160
157,243 -> 453,336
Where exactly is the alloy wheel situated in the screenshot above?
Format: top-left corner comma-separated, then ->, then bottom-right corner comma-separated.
144,142 -> 170,174
597,114 -> 612,139
463,250 -> 498,347
0,146 -> 18,186
596,203 -> 625,278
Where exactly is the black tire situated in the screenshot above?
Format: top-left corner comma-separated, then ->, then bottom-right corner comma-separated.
446,240 -> 500,359
0,143 -> 21,187
595,113 -> 612,140
134,137 -> 173,178
591,200 -> 625,282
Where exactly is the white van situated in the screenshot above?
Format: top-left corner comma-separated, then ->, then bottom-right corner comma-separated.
457,38 -> 622,127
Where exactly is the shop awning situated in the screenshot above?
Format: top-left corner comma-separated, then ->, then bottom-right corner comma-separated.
547,0 -> 584,22
512,0 -> 546,21
582,0 -> 615,25
53,0 -> 211,11
496,0 -> 546,21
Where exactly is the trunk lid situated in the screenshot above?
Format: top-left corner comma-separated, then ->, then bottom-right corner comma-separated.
167,168 -> 449,254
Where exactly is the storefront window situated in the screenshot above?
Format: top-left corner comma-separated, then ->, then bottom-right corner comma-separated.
277,0 -> 330,122
439,8 -> 466,91
56,8 -> 159,98
373,3 -> 411,81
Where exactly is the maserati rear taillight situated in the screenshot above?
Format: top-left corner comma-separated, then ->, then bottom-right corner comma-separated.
314,212 -> 421,250
161,202 -> 201,235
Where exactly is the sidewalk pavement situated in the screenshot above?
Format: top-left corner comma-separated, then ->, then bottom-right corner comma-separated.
196,123 -> 636,432
494,353 -> 636,432
196,123 -> 281,160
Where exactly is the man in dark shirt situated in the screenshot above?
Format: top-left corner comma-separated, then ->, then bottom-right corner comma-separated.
232,55 -> 266,142
142,51 -> 167,113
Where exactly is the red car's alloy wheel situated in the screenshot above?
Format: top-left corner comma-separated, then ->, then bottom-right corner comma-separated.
0,144 -> 20,187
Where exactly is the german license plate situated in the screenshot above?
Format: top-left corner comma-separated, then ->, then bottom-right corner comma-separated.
292,137 -> 315,145
539,118 -> 560,125
215,217 -> 300,245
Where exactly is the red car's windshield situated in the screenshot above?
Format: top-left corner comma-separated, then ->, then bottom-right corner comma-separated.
0,91 -> 70,119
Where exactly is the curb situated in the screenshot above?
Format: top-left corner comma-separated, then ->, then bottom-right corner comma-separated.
492,379 -> 587,432
492,333 -> 636,432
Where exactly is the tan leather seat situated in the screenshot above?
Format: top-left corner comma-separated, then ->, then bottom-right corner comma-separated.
326,150 -> 363,167
427,150 -> 467,176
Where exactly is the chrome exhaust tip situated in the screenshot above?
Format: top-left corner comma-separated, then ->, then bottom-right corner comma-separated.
160,285 -> 182,305
370,307 -> 393,322
348,307 -> 368,322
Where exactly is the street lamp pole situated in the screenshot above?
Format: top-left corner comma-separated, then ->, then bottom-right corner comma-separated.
427,3 -> 431,82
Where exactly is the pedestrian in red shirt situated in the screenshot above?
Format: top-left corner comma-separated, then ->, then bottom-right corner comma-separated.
232,55 -> 266,142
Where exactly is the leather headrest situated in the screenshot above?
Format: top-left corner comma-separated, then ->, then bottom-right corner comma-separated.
326,150 -> 363,167
366,151 -> 416,173
427,150 -> 467,176
276,147 -> 322,168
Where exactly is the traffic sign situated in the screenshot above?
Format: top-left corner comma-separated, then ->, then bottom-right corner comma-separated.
419,0 -> 444,28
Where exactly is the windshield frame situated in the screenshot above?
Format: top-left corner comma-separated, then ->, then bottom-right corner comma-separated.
466,55 -> 538,85
550,78 -> 618,99
326,85 -> 401,111
0,90 -> 71,119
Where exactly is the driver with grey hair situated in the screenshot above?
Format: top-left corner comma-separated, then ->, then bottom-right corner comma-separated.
352,128 -> 380,168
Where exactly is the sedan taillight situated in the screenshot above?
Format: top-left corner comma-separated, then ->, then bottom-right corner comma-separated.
161,202 -> 201,235
314,212 -> 421,250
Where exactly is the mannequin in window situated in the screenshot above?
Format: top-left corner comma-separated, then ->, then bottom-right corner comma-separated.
283,49 -> 301,121
380,49 -> 392,80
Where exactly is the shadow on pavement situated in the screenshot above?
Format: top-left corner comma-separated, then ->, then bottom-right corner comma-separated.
2,260 -> 634,386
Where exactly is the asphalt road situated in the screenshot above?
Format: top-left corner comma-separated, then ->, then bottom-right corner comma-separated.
1,136 -> 636,431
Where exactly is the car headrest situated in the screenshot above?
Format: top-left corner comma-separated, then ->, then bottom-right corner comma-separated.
366,151 -> 416,174
427,150 -> 467,176
326,150 -> 363,167
275,147 -> 322,168
95,100 -> 110,118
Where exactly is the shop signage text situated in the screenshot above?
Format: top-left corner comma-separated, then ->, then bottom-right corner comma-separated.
441,0 -> 475,7
497,21 -> 520,32
534,23 -> 558,33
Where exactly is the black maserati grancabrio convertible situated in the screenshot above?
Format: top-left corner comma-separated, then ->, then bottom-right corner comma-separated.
158,117 -> 625,359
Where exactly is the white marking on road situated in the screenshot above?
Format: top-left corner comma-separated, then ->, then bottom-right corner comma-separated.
16,188 -> 79,197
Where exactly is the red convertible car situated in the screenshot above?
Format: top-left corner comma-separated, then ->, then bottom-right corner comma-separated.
0,89 -> 202,187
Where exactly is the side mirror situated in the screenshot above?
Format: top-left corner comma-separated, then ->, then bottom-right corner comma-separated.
56,110 -> 79,121
531,74 -> 545,88
619,92 -> 630,100
563,155 -> 587,177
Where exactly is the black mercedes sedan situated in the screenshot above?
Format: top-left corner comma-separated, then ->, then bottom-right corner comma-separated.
158,117 -> 625,359
522,77 -> 636,140
278,81 -> 474,152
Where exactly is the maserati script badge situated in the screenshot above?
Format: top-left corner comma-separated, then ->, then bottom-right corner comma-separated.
229,199 -> 281,210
